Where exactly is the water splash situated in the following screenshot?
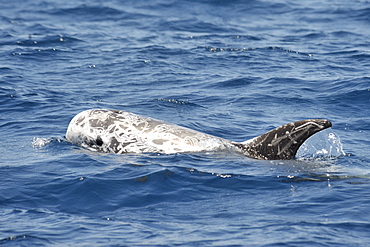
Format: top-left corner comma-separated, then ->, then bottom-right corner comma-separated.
32,137 -> 64,149
32,137 -> 52,148
296,129 -> 345,160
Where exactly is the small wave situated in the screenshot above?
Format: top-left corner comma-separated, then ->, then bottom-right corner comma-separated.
16,34 -> 81,47
201,46 -> 313,57
52,5 -> 125,18
278,173 -> 370,184
157,18 -> 239,33
0,234 -> 52,245
157,98 -> 191,105
156,98 -> 206,108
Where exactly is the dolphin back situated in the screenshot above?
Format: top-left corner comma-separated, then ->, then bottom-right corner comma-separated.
233,119 -> 332,160
66,109 -> 332,160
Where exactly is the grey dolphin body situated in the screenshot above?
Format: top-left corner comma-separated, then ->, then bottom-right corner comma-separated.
66,109 -> 332,160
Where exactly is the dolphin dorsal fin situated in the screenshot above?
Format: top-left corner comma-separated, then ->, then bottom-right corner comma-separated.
233,119 -> 332,160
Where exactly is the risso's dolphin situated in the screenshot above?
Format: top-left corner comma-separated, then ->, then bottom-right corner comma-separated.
66,109 -> 332,160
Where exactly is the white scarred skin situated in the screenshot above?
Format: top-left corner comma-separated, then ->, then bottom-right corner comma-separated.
66,109 -> 235,154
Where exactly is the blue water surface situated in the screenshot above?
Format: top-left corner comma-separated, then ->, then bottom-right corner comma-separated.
1,0 -> 370,246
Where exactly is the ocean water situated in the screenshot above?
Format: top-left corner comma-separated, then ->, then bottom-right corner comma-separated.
1,0 -> 370,246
